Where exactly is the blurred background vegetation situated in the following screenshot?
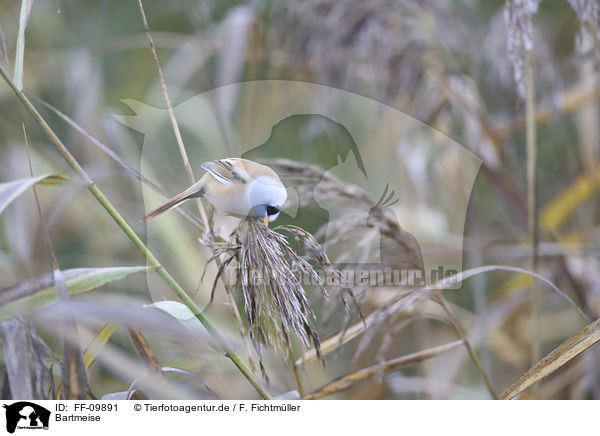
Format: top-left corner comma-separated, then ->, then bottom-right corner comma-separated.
0,0 -> 599,400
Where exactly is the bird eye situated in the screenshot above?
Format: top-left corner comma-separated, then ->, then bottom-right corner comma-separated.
266,205 -> 280,216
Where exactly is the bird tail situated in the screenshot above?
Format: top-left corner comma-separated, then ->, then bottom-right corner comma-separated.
140,180 -> 205,223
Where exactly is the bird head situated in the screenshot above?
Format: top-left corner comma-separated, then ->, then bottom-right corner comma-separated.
248,175 -> 287,226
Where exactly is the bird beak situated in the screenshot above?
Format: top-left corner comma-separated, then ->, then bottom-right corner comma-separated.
263,217 -> 269,227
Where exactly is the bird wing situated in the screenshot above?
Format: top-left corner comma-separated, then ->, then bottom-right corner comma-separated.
201,159 -> 250,185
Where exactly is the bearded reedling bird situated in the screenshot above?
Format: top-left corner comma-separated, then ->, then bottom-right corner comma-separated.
141,158 -> 287,226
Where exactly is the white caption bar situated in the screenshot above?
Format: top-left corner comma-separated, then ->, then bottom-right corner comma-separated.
0,400 -> 593,435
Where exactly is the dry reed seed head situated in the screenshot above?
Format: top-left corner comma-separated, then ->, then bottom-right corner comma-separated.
0,23 -> 7,64
567,0 -> 600,52
486,8 -> 558,109
445,75 -> 502,168
212,218 -> 330,362
271,0 -> 433,103
484,12 -> 518,90
275,224 -> 334,277
269,159 -> 425,272
267,158 -> 374,208
504,0 -> 541,99
272,169 -> 425,352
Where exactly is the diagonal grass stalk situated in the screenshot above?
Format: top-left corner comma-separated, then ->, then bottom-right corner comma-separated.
0,65 -> 270,400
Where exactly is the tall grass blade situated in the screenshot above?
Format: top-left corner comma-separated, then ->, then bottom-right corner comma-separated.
0,266 -> 158,319
303,340 -> 464,399
0,317 -> 52,399
501,317 -> 600,399
84,323 -> 120,368
135,0 -> 209,226
0,173 -> 69,215
69,326 -> 196,400
160,367 -> 219,399
524,12 -> 541,386
13,0 -> 34,90
127,328 -> 164,377
144,300 -> 204,332
299,264 -> 589,366
435,295 -> 498,399
540,166 -> 600,231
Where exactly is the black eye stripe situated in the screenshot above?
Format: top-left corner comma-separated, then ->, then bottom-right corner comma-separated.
266,206 -> 280,215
